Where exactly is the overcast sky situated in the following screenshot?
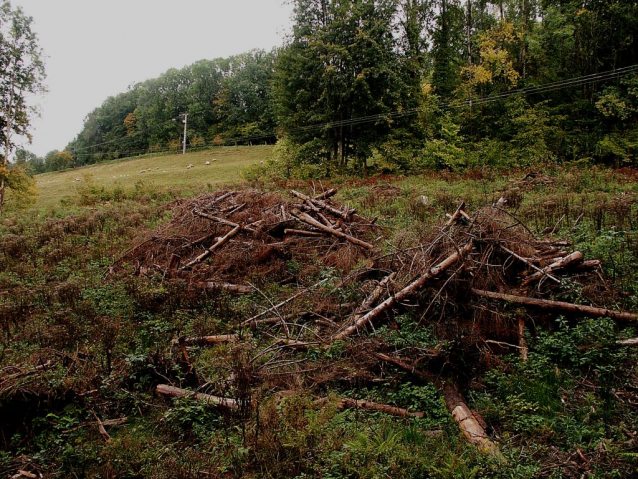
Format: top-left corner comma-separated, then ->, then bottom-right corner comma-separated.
10,0 -> 294,157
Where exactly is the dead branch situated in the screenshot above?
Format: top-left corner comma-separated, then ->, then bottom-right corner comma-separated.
171,334 -> 241,346
240,278 -> 331,326
617,338 -> 638,346
291,189 -> 350,220
156,384 -> 238,410
284,228 -> 324,237
291,209 -> 374,250
195,281 -> 253,294
333,242 -> 473,340
181,225 -> 241,270
472,289 -> 638,322
499,245 -> 559,284
316,396 -> 425,418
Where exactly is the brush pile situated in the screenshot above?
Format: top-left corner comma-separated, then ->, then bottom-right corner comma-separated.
117,187 -> 636,456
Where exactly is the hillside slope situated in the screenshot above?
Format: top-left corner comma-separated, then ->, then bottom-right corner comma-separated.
34,145 -> 272,209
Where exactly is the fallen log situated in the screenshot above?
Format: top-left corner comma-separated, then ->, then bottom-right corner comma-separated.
333,242 -> 473,340
521,251 -> 584,286
196,281 -> 253,294
291,209 -> 374,250
171,334 -> 241,346
443,384 -> 504,459
338,273 -> 397,334
617,338 -> 638,346
472,289 -> 638,322
316,397 -> 425,418
156,384 -> 238,409
181,225 -> 241,270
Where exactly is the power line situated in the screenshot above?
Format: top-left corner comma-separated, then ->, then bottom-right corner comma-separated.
72,64 -> 638,159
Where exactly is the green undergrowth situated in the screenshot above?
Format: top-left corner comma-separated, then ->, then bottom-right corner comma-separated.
1,166 -> 638,477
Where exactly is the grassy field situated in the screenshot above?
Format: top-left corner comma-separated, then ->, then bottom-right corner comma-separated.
2,159 -> 638,477
33,145 -> 272,209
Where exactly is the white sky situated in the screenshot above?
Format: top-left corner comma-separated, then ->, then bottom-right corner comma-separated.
11,0 -> 293,157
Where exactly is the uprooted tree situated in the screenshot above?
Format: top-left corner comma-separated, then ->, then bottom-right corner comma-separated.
0,0 -> 46,214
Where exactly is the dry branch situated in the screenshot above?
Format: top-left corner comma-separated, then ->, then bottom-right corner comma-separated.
333,242 -> 473,340
156,384 -> 238,409
240,278 -> 331,326
171,334 -> 241,346
284,228 -> 324,238
292,209 -> 373,250
472,289 -> 638,322
617,338 -> 638,346
291,189 -> 350,220
181,225 -> 241,270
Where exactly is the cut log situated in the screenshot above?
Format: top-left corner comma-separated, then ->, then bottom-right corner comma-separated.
291,209 -> 374,250
333,242 -> 473,340
156,384 -> 238,410
617,338 -> 638,346
472,289 -> 638,322
171,334 -> 241,346
443,384 -> 504,459
521,251 -> 584,286
181,225 -> 241,270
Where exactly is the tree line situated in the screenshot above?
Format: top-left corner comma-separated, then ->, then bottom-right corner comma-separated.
21,0 -> 638,175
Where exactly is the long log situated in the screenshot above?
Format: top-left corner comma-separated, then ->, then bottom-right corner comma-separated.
443,384 -> 504,459
617,338 -> 638,346
181,225 -> 241,270
156,384 -> 238,409
171,334 -> 241,346
472,289 -> 638,322
316,397 -> 424,418
521,251 -> 584,286
333,242 -> 473,340
291,209 -> 373,250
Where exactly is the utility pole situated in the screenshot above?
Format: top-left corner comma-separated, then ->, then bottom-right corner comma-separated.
182,112 -> 188,155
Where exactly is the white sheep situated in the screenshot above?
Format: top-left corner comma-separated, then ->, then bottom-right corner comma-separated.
205,161 -> 211,165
